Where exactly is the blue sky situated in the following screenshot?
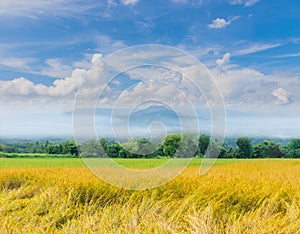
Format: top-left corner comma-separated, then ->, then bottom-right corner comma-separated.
0,0 -> 300,137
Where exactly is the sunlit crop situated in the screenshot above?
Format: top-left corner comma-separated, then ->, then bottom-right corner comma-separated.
0,159 -> 300,233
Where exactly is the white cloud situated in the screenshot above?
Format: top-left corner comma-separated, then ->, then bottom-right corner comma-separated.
94,34 -> 127,54
208,16 -> 239,29
229,0 -> 242,4
81,49 -> 300,113
2,51 -> 300,137
0,53 -> 104,100
107,0 -> 117,6
234,43 -> 281,55
244,0 -> 260,7
0,56 -> 87,79
0,69 -> 86,99
41,59 -> 74,79
276,52 -> 300,58
210,66 -> 300,112
91,61 -> 300,117
48,69 -> 86,96
170,0 -> 205,5
272,88 -> 291,105
1,51 -> 299,119
0,0 -> 102,18
229,0 -> 260,7
0,57 -> 34,72
216,52 -> 231,69
120,0 -> 139,5
208,18 -> 230,29
0,77 -> 38,96
91,54 -> 103,65
0,34 -> 124,79
171,0 -> 188,3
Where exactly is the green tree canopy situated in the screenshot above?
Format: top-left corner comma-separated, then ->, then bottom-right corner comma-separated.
236,137 -> 252,158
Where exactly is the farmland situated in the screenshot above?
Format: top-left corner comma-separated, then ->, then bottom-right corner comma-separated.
1,158 -> 300,233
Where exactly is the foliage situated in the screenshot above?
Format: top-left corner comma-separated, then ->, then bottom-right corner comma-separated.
1,135 -> 300,159
236,137 -> 252,158
80,140 -> 106,158
162,133 -> 181,157
198,134 -> 210,156
253,140 -> 285,158
285,139 -> 300,158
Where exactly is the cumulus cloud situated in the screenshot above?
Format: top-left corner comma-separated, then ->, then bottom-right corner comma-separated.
91,54 -> 103,65
208,17 -> 239,29
0,54 -> 103,102
210,66 -> 299,112
48,69 -> 86,96
272,88 -> 292,105
0,69 -> 86,99
0,77 -> 43,96
216,52 -> 231,70
208,18 -> 230,29
2,50 -> 300,139
74,50 -> 300,114
1,51 -> 299,117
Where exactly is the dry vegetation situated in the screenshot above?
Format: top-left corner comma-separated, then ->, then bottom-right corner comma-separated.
0,159 -> 300,233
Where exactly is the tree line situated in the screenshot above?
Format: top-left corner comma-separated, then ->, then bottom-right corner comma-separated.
0,140 -> 79,156
0,135 -> 300,158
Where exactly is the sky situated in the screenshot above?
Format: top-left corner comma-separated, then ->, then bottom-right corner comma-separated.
0,0 -> 300,138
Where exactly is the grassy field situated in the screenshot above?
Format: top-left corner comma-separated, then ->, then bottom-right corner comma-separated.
0,158 -> 300,233
0,152 -> 75,158
0,157 -> 254,168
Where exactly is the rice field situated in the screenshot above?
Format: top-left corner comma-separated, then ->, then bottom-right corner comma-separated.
0,158 -> 300,233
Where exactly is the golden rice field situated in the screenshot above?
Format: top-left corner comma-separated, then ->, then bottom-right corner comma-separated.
0,159 -> 300,233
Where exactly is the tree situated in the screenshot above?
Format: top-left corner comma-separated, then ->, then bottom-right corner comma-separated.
99,138 -> 109,153
33,141 -> 42,153
61,141 -> 71,154
268,141 -> 285,158
289,139 -> 300,149
136,138 -> 158,157
163,134 -> 181,157
45,140 -> 50,154
204,139 -> 227,158
175,134 -> 197,158
120,138 -> 162,158
65,141 -> 79,156
61,141 -> 79,156
106,143 -> 123,158
122,140 -> 138,158
163,133 -> 198,158
80,140 -> 105,157
26,143 -> 34,153
286,138 -> 300,158
236,137 -> 252,158
198,134 -> 210,156
119,148 -> 131,158
253,140 -> 284,158
47,144 -> 62,154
